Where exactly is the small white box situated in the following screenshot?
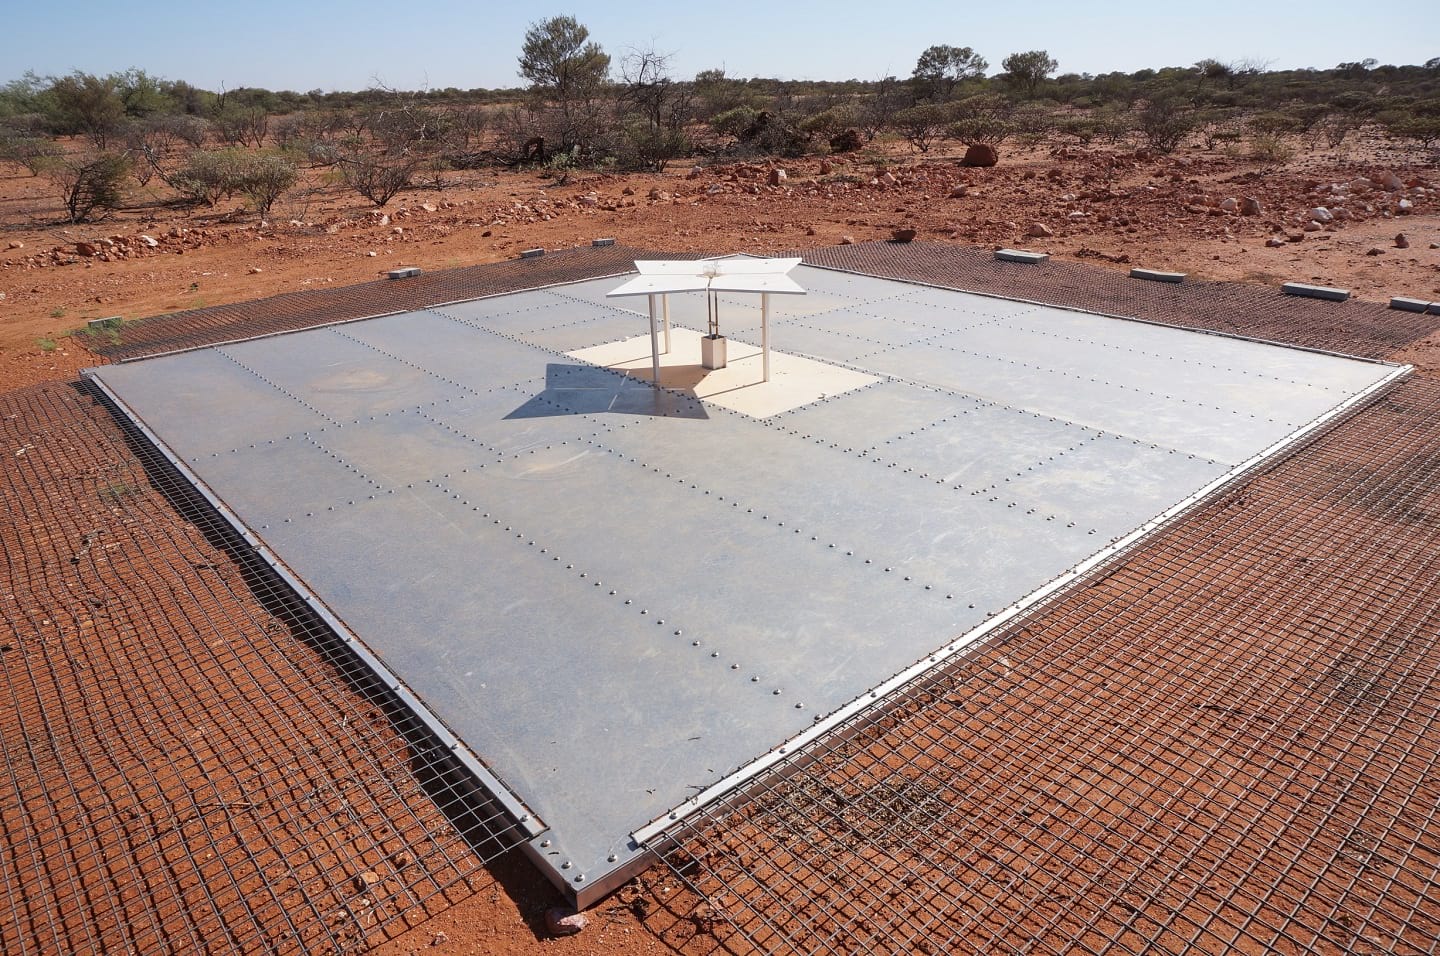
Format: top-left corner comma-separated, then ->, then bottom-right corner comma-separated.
701,335 -> 727,370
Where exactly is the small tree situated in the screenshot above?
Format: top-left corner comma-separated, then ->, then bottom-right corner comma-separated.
1001,50 -> 1058,98
48,152 -> 131,222
236,154 -> 298,216
1136,98 -> 1196,153
947,93 -> 1013,145
518,15 -> 611,154
338,153 -> 417,206
49,72 -> 126,148
894,103 -> 951,152
912,45 -> 989,100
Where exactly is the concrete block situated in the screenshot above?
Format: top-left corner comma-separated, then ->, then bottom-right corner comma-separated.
87,316 -> 123,331
1389,296 -> 1430,313
387,267 -> 422,280
1282,282 -> 1349,302
995,249 -> 1049,264
520,248 -> 545,259
1429,302 -> 1440,316
592,238 -> 616,247
1130,268 -> 1186,283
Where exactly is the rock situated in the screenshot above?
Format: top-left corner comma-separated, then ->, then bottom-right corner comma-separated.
1331,207 -> 1352,220
686,166 -> 703,179
1381,172 -> 1404,191
805,226 -> 816,236
1026,222 -> 1053,238
840,235 -> 856,244
7,240 -> 24,250
1366,247 -> 1385,256
1265,237 -> 1286,248
1397,198 -> 1413,213
1286,232 -> 1306,243
354,871 -> 381,893
431,931 -> 448,945
545,907 -> 587,937
621,185 -> 635,195
74,242 -> 99,257
1431,242 -> 1440,250
961,143 -> 999,167
767,168 -> 787,186
1240,197 -> 1262,216
948,185 -> 968,198
136,234 -> 158,247
1219,197 -> 1239,212
878,171 -> 899,186
1303,221 -> 1322,232
818,161 -> 834,175
1309,207 -> 1333,223
419,202 -> 437,213
1395,233 -> 1410,249
891,227 -> 917,242
646,188 -> 669,201
248,266 -> 263,274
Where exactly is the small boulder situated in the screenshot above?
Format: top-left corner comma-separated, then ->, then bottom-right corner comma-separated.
1309,207 -> 1333,223
767,168 -> 788,186
1219,197 -> 1239,213
840,235 -> 856,244
1026,222 -> 1053,238
1397,198 -> 1413,213
1239,197 -> 1263,216
686,166 -> 703,180
74,241 -> 99,257
961,143 -> 999,168
891,227 -> 917,243
1380,172 -> 1405,191
1265,237 -> 1286,248
1366,247 -> 1385,256
545,907 -> 587,937
1395,233 -> 1410,249
948,185 -> 969,198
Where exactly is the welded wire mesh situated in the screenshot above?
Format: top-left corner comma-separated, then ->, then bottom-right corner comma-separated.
652,376 -> 1440,955
0,381 -> 523,955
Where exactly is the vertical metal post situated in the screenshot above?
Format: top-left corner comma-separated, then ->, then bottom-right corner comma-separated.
662,294 -> 672,355
762,292 -> 771,383
647,293 -> 662,385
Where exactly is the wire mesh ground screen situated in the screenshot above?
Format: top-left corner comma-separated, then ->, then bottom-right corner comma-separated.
85,263 -> 1408,902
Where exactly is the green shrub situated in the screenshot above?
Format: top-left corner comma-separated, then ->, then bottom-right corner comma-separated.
47,152 -> 131,222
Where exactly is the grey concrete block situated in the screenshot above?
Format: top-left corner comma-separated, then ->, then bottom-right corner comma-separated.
1130,268 -> 1186,283
387,267 -> 422,280
1429,302 -> 1440,316
520,248 -> 545,259
592,238 -> 616,247
1281,282 -> 1350,302
87,316 -> 123,330
1389,296 -> 1431,313
995,249 -> 1049,264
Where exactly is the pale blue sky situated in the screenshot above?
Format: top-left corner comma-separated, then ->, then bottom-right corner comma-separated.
6,1 -> 1437,92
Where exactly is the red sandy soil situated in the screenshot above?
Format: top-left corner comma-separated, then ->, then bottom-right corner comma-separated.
1,135 -> 1436,955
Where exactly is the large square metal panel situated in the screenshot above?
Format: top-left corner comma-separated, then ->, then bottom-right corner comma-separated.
86,263 -> 1408,904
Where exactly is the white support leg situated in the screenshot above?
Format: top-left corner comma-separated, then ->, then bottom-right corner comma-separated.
762,292 -> 771,383
647,293 -> 662,385
662,294 -> 672,355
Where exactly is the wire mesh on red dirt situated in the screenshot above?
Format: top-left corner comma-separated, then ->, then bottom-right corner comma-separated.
652,375 -> 1440,956
0,381 -> 525,955
90,244 -> 713,363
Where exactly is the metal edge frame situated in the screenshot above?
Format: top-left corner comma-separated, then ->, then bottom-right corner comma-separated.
81,369 -> 547,843
632,362 -> 1413,844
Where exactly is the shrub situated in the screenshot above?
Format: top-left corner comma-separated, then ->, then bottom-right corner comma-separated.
235,154 -> 298,216
338,152 -> 417,206
1248,132 -> 1294,164
47,152 -> 131,222
1136,98 -> 1196,153
0,131 -> 60,175
171,148 -> 249,205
